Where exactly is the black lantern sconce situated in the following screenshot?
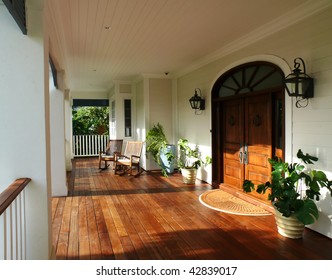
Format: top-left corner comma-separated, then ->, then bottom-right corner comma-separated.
189,88 -> 205,114
284,57 -> 314,108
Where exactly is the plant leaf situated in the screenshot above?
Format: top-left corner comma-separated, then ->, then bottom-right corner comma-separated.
295,199 -> 319,225
242,180 -> 254,193
256,182 -> 270,194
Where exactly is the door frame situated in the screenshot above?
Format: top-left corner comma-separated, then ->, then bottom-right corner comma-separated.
211,61 -> 285,187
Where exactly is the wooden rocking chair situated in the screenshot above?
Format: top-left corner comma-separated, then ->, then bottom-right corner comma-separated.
114,141 -> 144,176
98,139 -> 123,170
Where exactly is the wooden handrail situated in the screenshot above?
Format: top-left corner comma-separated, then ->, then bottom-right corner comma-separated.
0,178 -> 31,215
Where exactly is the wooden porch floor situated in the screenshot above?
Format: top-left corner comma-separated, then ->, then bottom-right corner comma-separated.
52,157 -> 332,260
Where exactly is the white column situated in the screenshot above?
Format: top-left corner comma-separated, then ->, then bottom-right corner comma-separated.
64,89 -> 73,171
0,4 -> 50,259
50,86 -> 67,196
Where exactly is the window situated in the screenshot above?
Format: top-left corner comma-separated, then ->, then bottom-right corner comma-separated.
213,62 -> 283,98
124,99 -> 132,137
110,100 -> 116,138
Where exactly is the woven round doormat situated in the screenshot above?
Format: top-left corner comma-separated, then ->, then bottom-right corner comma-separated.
199,189 -> 271,216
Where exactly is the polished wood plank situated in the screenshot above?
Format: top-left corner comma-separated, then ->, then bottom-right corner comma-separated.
52,157 -> 332,260
78,196 -> 91,260
91,197 -> 115,259
67,196 -> 79,259
52,197 -> 65,257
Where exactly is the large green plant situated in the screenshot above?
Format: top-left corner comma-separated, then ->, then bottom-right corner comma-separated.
243,149 -> 332,225
146,123 -> 174,176
177,138 -> 211,169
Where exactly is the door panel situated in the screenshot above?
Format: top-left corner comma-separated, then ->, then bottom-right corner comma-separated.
245,94 -> 272,201
245,94 -> 272,186
222,93 -> 273,201
222,99 -> 244,189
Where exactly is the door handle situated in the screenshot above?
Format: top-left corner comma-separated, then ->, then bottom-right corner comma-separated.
239,150 -> 243,164
243,144 -> 248,164
239,144 -> 243,164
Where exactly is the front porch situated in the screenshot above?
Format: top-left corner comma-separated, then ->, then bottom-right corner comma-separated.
52,157 -> 332,260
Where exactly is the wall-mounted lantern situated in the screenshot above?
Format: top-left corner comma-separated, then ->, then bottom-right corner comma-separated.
284,57 -> 314,108
189,88 -> 205,114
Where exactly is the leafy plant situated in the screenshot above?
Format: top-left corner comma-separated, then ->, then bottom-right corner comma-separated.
72,106 -> 109,135
146,123 -> 175,176
243,149 -> 332,225
177,138 -> 211,169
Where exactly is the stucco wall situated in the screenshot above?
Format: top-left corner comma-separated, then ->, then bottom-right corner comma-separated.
176,6 -> 332,238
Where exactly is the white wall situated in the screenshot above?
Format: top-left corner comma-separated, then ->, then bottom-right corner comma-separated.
148,78 -> 173,170
50,85 -> 67,197
176,6 -> 332,238
177,73 -> 213,183
149,78 -> 174,141
135,80 -> 145,140
289,9 -> 332,237
135,77 -> 174,171
0,3 -> 50,258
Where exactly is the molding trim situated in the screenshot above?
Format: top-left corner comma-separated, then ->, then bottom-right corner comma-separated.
210,54 -> 291,88
175,0 -> 332,78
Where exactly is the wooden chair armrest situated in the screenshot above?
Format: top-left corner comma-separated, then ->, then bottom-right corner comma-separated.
115,154 -> 129,161
130,155 -> 140,164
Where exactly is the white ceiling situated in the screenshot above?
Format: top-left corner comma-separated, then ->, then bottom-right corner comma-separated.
44,0 -> 328,92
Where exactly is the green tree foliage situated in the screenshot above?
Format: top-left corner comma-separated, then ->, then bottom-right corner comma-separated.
72,106 -> 109,135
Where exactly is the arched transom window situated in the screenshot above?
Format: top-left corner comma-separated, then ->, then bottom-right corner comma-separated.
214,62 -> 284,98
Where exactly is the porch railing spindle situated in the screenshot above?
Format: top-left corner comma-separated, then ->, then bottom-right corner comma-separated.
88,135 -> 91,156
0,178 -> 31,260
72,135 -> 110,157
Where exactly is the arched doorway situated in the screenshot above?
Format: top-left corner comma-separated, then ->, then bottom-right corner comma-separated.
211,61 -> 284,203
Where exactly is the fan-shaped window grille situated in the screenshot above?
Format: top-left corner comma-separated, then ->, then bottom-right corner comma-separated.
214,62 -> 283,98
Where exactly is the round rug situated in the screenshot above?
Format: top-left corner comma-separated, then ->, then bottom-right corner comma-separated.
199,189 -> 271,216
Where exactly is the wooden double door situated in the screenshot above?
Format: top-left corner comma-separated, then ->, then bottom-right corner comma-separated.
219,91 -> 283,202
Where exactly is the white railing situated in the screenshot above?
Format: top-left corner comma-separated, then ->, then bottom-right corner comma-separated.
72,135 -> 109,157
0,178 -> 30,260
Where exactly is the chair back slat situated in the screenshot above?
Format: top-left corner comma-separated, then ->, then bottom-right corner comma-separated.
124,141 -> 143,157
115,141 -> 144,176
106,139 -> 123,155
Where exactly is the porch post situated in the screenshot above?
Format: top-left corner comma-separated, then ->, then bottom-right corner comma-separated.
0,2 -> 50,259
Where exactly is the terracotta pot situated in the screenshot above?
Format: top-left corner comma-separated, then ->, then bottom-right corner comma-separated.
181,168 -> 197,184
273,206 -> 305,239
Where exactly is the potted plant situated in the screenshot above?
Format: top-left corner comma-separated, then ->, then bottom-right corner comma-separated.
242,149 -> 332,238
177,138 -> 211,184
146,123 -> 175,176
